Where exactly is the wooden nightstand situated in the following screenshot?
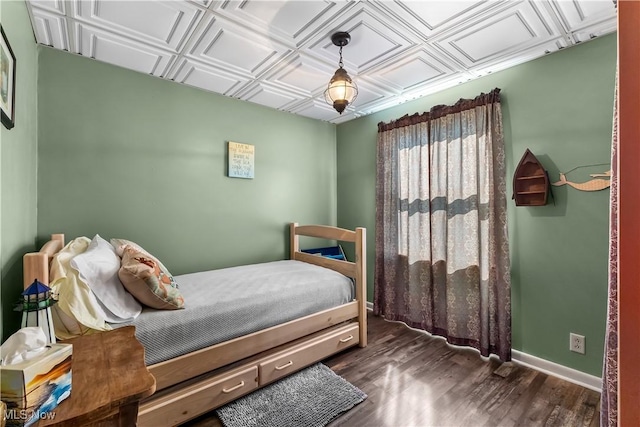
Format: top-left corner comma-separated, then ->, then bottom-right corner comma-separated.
37,326 -> 156,426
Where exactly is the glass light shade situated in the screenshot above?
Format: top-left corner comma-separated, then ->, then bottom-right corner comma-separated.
22,308 -> 56,345
324,67 -> 358,114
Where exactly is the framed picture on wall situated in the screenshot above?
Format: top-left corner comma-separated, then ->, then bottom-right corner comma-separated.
228,141 -> 255,179
1,25 -> 16,130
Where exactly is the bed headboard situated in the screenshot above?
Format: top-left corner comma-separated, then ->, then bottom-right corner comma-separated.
23,234 -> 65,289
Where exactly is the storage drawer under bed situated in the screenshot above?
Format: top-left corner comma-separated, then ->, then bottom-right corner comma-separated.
138,322 -> 359,427
259,323 -> 359,385
138,365 -> 258,427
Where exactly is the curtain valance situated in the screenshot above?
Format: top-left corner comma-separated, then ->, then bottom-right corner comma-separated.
377,88 -> 502,132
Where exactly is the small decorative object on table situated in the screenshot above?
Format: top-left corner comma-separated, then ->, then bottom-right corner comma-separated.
14,280 -> 57,345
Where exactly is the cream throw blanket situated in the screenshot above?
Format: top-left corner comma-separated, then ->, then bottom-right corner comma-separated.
49,237 -> 112,338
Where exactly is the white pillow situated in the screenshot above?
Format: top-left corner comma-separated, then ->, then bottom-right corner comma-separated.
70,234 -> 142,323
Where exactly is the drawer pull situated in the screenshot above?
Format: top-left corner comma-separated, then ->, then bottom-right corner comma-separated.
275,360 -> 294,371
222,381 -> 245,394
339,335 -> 354,343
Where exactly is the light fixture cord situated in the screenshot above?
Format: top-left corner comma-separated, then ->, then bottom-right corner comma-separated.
339,45 -> 344,68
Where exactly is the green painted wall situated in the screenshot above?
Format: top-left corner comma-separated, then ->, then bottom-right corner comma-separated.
336,34 -> 616,377
1,0 -> 39,340
37,47 -> 337,276
1,3 -> 615,377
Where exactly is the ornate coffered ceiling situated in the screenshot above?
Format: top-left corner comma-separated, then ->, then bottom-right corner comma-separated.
26,0 -> 617,123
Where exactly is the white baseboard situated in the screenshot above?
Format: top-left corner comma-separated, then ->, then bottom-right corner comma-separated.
511,349 -> 602,392
366,301 -> 373,311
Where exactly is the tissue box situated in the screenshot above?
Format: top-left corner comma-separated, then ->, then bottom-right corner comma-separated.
0,344 -> 72,427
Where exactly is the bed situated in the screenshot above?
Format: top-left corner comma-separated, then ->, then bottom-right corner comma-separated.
22,223 -> 367,426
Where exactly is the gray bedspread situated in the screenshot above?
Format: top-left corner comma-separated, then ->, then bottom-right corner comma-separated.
114,260 -> 354,365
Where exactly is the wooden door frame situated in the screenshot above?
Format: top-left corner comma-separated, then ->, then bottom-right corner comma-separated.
618,1 -> 640,425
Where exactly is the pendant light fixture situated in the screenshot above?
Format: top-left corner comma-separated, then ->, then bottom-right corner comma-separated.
324,31 -> 358,114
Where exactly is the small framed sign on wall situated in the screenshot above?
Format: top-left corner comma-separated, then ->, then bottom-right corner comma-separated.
1,25 -> 17,130
228,141 -> 255,179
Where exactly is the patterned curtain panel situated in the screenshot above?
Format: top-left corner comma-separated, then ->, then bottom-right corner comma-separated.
601,66 -> 619,427
374,89 -> 511,361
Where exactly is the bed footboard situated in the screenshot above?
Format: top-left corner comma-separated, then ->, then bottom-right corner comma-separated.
290,223 -> 367,347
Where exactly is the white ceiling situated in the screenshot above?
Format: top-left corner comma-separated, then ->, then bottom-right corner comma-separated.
25,0 -> 617,123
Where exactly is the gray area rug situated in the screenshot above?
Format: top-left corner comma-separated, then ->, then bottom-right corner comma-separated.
216,363 -> 367,427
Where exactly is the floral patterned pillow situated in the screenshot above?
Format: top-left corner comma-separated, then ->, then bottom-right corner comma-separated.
118,246 -> 184,310
110,238 -> 173,279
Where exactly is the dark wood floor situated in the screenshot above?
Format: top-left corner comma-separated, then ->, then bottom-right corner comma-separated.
185,313 -> 600,427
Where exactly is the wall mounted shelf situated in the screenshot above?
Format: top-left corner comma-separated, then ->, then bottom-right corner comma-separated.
513,149 -> 549,206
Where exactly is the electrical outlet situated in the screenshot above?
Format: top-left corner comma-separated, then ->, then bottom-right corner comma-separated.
570,333 -> 585,354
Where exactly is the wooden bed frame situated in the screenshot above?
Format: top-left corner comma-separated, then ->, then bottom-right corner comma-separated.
23,223 -> 367,426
